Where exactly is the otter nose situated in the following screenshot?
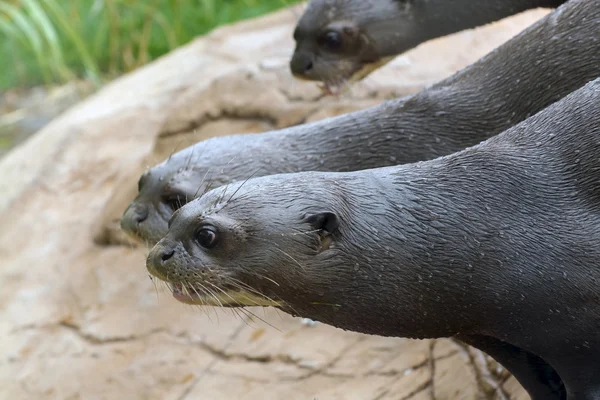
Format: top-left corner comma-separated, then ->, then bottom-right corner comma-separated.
290,54 -> 313,76
133,203 -> 148,224
147,240 -> 177,279
161,248 -> 174,262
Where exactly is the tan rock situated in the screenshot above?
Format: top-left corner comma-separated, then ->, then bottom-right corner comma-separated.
0,4 -> 550,399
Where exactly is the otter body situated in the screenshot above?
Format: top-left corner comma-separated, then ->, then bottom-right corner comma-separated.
147,78 -> 600,399
122,0 -> 600,246
291,0 -> 567,92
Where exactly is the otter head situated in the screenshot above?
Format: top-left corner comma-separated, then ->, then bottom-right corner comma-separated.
290,0 -> 415,94
145,173 -> 353,318
120,145 -> 228,246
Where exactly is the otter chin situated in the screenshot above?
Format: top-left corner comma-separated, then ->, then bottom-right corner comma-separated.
166,281 -> 282,307
315,56 -> 395,95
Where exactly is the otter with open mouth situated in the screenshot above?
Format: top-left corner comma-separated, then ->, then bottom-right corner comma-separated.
121,0 -> 600,248
147,78 -> 600,399
290,0 -> 567,94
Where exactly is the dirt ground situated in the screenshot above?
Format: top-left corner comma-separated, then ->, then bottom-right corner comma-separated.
0,6 -> 551,400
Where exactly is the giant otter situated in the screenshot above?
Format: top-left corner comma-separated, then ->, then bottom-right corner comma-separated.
121,0 -> 600,247
290,0 -> 567,93
147,77 -> 600,400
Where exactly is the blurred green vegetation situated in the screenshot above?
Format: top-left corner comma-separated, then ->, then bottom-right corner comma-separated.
0,0 -> 299,90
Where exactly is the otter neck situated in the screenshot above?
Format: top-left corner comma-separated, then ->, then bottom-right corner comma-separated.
378,0 -> 567,58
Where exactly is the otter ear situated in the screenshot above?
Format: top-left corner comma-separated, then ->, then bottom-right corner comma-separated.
306,212 -> 339,236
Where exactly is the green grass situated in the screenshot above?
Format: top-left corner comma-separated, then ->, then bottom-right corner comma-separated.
0,0 -> 300,90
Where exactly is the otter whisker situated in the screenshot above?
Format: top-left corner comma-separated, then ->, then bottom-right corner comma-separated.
228,269 -> 279,291
230,306 -> 259,328
184,145 -> 196,172
149,275 -> 160,302
214,293 -> 282,333
215,191 -> 255,212
167,137 -> 187,163
260,276 -> 280,287
225,276 -> 299,319
194,155 -> 239,200
161,279 -> 171,295
187,281 -> 206,306
222,295 -> 249,322
187,281 -> 214,320
206,282 -> 246,306
214,183 -> 230,209
242,308 -> 282,332
175,276 -> 212,323
221,169 -> 262,209
182,282 -> 193,298
193,167 -> 215,199
223,276 -> 281,305
288,227 -> 322,236
228,278 -> 293,321
189,273 -> 218,317
194,281 -> 224,322
231,307 -> 251,325
251,237 -> 308,272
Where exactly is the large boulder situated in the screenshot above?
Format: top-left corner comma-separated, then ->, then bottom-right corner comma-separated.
0,6 -> 550,399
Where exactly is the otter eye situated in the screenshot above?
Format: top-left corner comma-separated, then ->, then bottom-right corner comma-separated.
195,226 -> 218,249
321,31 -> 342,51
163,193 -> 187,212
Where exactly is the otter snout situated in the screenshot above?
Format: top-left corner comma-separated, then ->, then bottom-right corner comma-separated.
146,239 -> 178,280
290,53 -> 314,79
125,202 -> 148,223
120,202 -> 149,233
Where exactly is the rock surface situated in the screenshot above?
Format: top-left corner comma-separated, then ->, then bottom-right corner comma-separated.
0,5 -> 550,400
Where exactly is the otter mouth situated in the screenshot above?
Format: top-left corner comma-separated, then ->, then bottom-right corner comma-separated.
167,282 -> 282,308
318,56 -> 396,96
317,80 -> 348,96
121,227 -> 148,245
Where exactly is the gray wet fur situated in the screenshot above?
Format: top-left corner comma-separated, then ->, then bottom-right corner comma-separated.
290,0 -> 566,84
149,78 -> 600,399
122,0 -> 600,248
